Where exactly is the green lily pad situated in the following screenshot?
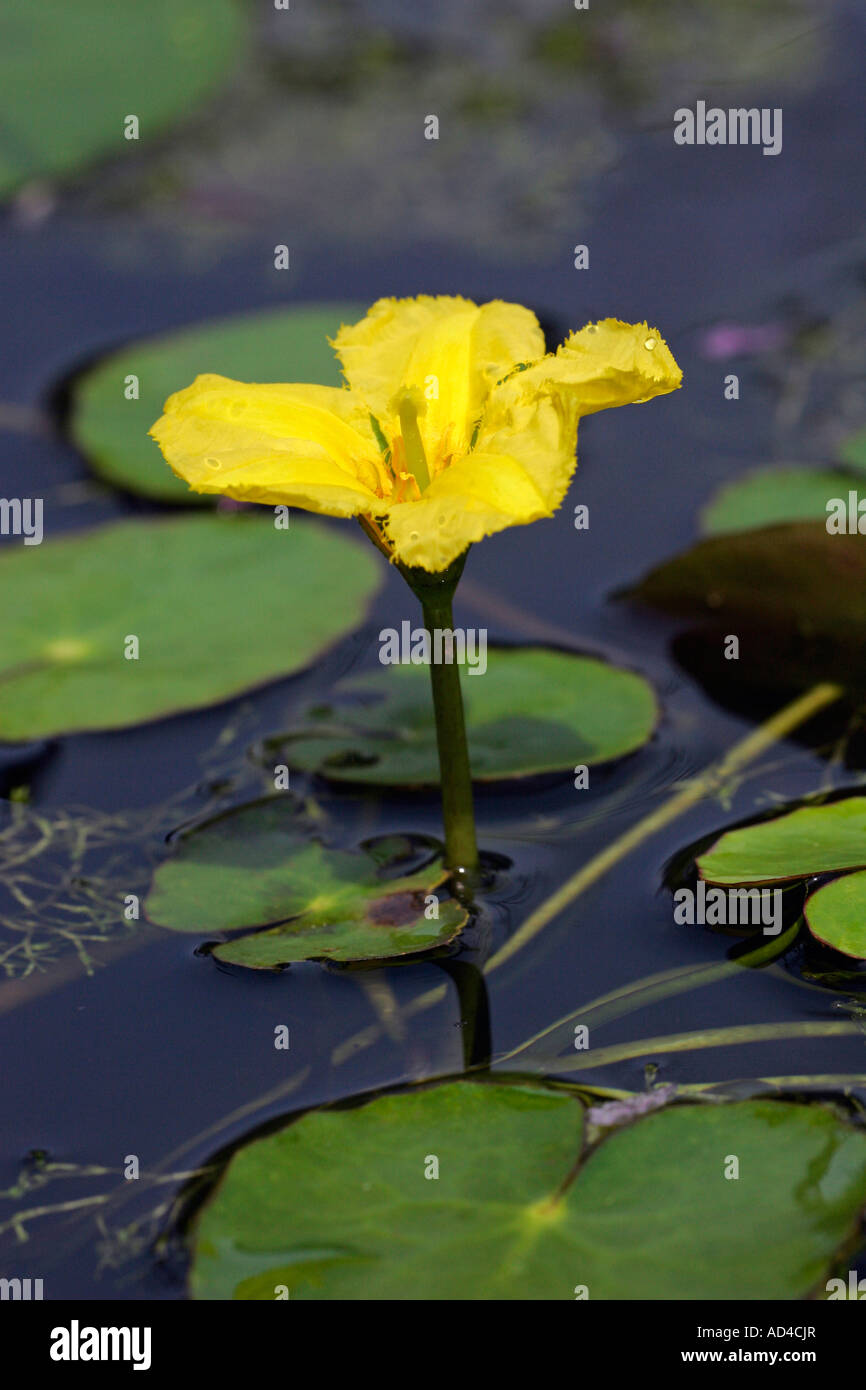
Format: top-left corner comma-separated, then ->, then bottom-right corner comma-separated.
0,0 -> 243,198
627,522 -> 866,694
805,870 -> 866,960
189,1081 -> 866,1299
71,303 -> 364,502
275,648 -> 658,786
839,426 -> 866,472
701,467 -> 859,535
0,514 -> 380,740
698,798 -> 866,886
145,804 -> 466,965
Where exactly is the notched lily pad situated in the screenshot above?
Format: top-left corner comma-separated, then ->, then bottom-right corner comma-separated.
71,303 -> 364,502
626,522 -> 866,694
698,797 -> 866,886
697,797 -> 866,961
271,647 -> 658,786
189,1081 -> 866,1300
0,514 -> 381,740
145,802 -> 466,966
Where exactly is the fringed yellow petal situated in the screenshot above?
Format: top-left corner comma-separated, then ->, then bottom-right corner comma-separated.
150,375 -> 385,511
150,304 -> 683,572
507,318 -> 682,417
333,296 -> 474,416
381,395 -> 576,571
474,390 -> 582,515
332,296 -> 545,463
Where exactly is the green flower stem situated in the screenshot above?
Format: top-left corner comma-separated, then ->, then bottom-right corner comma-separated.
420,589 -> 479,881
399,554 -> 480,885
329,680 -> 845,1067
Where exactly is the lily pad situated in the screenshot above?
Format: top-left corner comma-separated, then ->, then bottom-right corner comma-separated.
189,1081 -> 866,1299
71,303 -> 364,502
0,514 -> 380,740
701,467 -> 859,535
840,426 -> 866,472
0,0 -> 243,197
627,522 -> 866,694
276,648 -> 658,786
145,805 -> 466,965
805,870 -> 866,960
698,798 -> 866,886
630,522 -> 866,637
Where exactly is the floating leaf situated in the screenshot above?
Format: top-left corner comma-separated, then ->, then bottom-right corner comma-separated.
839,426 -> 866,472
0,0 -> 244,197
190,1082 -> 866,1299
0,514 -> 380,740
701,467 -> 858,535
627,522 -> 866,694
630,522 -> 866,637
698,798 -> 866,886
276,648 -> 657,786
805,870 -> 866,960
71,303 -> 364,502
146,804 -> 465,965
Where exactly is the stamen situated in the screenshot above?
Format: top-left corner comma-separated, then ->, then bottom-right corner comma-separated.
397,390 -> 430,492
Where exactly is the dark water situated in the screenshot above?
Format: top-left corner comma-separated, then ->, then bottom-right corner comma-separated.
2,1 -> 866,1298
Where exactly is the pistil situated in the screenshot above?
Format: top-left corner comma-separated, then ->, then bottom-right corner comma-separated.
397,391 -> 430,493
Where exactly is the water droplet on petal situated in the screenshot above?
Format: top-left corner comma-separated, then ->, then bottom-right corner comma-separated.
409,530 -> 419,541
587,325 -> 598,335
644,337 -> 657,351
437,515 -> 446,526
205,457 -> 222,470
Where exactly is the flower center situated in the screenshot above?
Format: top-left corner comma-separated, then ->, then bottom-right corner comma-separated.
396,390 -> 430,493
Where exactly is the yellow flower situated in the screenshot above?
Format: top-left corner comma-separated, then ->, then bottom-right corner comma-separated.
150,296 -> 682,572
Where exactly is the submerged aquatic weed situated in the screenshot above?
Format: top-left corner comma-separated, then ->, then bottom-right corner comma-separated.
0,708 -> 269,982
0,803 -> 151,979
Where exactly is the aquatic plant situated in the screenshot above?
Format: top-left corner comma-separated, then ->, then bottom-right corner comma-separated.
151,296 -> 681,876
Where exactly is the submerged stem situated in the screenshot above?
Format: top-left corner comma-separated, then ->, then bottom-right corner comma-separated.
545,1020 -> 863,1073
486,680 -> 843,973
436,959 -> 491,1068
498,918 -> 802,1067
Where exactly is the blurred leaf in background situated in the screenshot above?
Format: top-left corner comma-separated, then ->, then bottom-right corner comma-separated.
0,0 -> 245,197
